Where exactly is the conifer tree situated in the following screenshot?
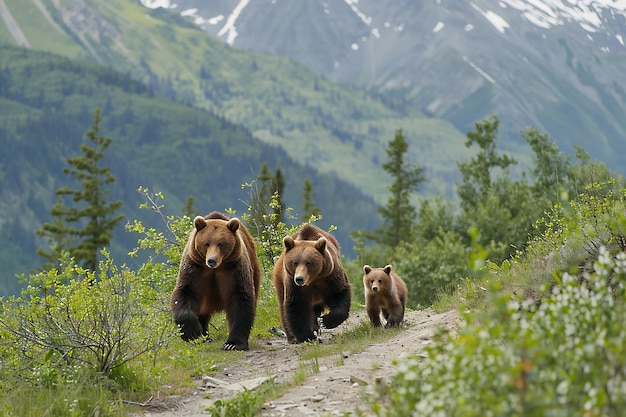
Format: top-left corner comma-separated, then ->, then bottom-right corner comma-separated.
36,196 -> 76,268
457,114 -> 516,211
374,129 -> 425,247
272,168 -> 285,223
301,179 -> 321,221
255,163 -> 285,222
37,108 -> 124,271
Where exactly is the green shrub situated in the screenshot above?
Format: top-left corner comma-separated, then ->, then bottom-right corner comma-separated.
394,229 -> 469,308
0,251 -> 173,379
373,245 -> 626,416
366,181 -> 626,416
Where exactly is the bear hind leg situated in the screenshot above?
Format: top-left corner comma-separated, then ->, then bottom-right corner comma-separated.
321,288 -> 351,329
198,314 -> 213,341
384,304 -> 404,328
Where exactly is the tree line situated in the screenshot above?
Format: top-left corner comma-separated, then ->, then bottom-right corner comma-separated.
5,108 -> 623,415
37,109 -> 621,310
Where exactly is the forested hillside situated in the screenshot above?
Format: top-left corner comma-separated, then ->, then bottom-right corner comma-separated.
0,45 -> 379,295
0,0 -> 471,204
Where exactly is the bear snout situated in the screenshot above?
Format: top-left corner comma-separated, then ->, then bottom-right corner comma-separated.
371,285 -> 379,293
206,256 -> 218,268
294,275 -> 306,286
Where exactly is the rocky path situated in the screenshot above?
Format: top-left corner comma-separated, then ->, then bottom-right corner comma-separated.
136,308 -> 459,417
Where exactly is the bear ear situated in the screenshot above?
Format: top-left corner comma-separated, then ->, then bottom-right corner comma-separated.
383,265 -> 393,275
284,236 -> 295,251
363,265 -> 372,274
315,237 -> 327,253
194,216 -> 207,231
227,218 -> 240,233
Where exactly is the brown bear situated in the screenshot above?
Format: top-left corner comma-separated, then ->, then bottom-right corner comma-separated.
363,264 -> 407,328
170,211 -> 261,350
272,224 -> 351,343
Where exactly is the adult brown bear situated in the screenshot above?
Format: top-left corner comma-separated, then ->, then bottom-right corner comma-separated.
171,211 -> 261,350
273,224 -> 351,343
363,264 -> 407,328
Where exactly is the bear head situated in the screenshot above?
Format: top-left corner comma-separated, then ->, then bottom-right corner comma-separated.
283,236 -> 334,287
363,265 -> 393,294
192,215 -> 241,269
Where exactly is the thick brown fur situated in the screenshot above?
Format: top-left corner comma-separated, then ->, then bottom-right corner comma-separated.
170,211 -> 261,350
272,224 -> 351,343
363,264 -> 407,328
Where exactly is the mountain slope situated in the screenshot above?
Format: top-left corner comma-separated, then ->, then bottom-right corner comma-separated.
0,0 -> 471,204
158,0 -> 626,172
0,44 -> 379,295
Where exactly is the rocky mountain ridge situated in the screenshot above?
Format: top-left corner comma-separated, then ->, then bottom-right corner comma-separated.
141,0 -> 626,172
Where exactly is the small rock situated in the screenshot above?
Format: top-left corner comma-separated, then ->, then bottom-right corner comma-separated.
349,375 -> 368,386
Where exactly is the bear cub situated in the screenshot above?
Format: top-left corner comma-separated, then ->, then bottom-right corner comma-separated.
363,264 -> 407,328
273,224 -> 351,343
171,211 -> 261,350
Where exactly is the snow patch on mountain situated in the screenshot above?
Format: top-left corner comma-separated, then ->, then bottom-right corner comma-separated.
471,3 -> 510,33
180,8 -> 208,25
139,0 -> 175,9
500,0 -> 626,32
463,56 -> 497,84
216,0 -> 249,45
344,0 -> 372,26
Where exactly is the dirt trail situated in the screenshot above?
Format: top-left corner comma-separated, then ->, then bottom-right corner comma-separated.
135,308 -> 459,417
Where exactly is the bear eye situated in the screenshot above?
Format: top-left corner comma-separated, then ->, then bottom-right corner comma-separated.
370,280 -> 374,284
378,279 -> 382,283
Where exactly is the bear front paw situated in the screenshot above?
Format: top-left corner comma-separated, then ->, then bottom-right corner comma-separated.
178,321 -> 205,341
291,332 -> 317,344
221,340 -> 249,351
322,312 -> 348,329
385,319 -> 403,329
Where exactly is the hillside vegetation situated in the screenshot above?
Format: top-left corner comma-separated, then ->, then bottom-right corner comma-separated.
0,0 -> 471,202
0,141 -> 624,416
0,100 -> 624,414
0,44 -> 379,295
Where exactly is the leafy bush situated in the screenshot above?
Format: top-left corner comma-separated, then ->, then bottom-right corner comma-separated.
0,251 -> 173,379
375,245 -> 626,416
370,181 -> 626,416
393,229 -> 469,308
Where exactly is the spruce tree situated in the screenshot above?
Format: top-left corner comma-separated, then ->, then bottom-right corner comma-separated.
256,163 -> 285,221
301,179 -> 321,221
37,108 -> 124,271
36,196 -> 76,268
375,129 -> 425,247
457,114 -> 516,211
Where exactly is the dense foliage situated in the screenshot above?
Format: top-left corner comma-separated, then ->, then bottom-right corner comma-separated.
0,184 -> 298,415
1,102 -> 622,414
371,180 -> 626,416
355,115 -> 622,308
